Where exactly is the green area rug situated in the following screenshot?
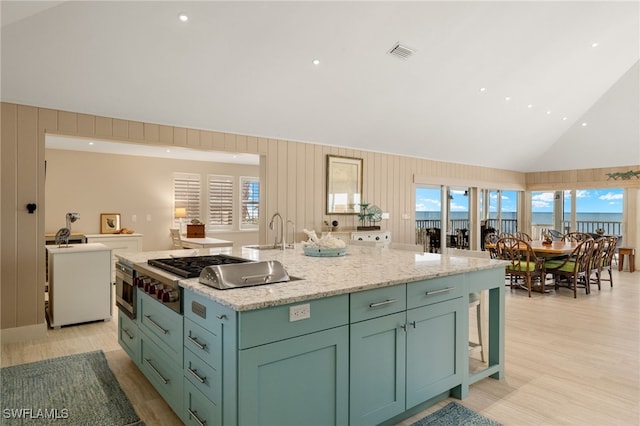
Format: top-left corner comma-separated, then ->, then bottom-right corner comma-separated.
411,402 -> 501,426
1,350 -> 143,425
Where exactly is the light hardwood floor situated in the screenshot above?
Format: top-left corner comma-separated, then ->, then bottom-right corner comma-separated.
2,269 -> 638,425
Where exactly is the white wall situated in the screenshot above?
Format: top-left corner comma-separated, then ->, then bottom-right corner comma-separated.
44,149 -> 259,250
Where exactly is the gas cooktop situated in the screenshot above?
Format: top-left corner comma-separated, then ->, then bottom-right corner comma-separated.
147,254 -> 251,278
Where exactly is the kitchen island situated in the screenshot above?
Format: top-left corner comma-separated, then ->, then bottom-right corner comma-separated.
117,245 -> 505,426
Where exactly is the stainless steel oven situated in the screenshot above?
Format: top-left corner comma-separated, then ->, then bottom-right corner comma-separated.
115,261 -> 136,319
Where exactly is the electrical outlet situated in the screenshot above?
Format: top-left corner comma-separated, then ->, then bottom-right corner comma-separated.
131,214 -> 137,223
381,212 -> 390,219
289,303 -> 310,322
146,214 -> 152,221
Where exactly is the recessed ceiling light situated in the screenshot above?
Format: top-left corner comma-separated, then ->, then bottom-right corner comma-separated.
562,116 -> 568,121
479,87 -> 486,92
88,142 -> 94,146
504,96 -> 511,101
166,149 -> 171,153
546,110 -> 552,115
591,42 -> 599,48
527,104 -> 533,109
581,122 -> 588,127
312,59 -> 320,66
178,13 -> 188,22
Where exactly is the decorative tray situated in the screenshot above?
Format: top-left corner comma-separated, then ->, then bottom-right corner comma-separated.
303,246 -> 347,257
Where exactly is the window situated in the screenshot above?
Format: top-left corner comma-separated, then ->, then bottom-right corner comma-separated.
240,177 -> 259,229
207,175 -> 234,227
173,173 -> 201,222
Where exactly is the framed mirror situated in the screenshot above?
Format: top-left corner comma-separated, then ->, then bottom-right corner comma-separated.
326,155 -> 363,214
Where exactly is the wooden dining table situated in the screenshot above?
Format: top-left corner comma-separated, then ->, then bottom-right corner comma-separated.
486,240 -> 578,257
486,240 -> 579,293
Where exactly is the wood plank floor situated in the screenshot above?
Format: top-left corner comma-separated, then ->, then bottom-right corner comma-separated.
2,269 -> 638,425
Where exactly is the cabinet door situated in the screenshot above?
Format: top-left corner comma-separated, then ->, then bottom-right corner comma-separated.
406,297 -> 463,408
350,312 -> 406,426
238,326 -> 348,426
118,310 -> 140,365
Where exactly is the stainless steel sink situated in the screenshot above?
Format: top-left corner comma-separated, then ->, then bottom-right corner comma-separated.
245,245 -> 294,250
245,245 -> 280,250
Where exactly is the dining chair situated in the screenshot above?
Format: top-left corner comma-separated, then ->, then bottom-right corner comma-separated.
427,228 -> 441,253
513,231 -> 532,241
588,237 -> 607,290
495,237 -> 546,297
484,233 -> 499,259
562,232 -> 591,242
594,235 -> 618,288
543,229 -> 564,241
545,238 -> 596,298
170,228 -> 183,249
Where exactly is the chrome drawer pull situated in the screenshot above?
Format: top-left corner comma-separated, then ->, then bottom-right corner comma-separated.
187,335 -> 207,350
369,299 -> 397,308
144,314 -> 168,334
425,287 -> 455,296
122,327 -> 134,340
187,408 -> 206,426
143,358 -> 169,384
187,367 -> 207,384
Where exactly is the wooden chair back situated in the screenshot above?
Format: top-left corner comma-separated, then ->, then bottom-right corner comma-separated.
170,228 -> 183,249
495,237 -> 545,297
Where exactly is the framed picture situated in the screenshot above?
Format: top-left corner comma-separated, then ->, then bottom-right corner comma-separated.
100,213 -> 121,234
326,155 -> 363,214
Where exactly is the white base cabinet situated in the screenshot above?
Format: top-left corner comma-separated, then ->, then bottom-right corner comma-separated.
46,243 -> 112,328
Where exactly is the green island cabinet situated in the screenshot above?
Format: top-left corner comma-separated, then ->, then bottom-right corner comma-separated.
118,267 -> 505,425
349,274 -> 465,425
183,290 -> 349,426
137,291 -> 185,418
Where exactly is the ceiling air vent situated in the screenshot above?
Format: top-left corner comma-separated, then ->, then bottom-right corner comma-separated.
388,43 -> 415,60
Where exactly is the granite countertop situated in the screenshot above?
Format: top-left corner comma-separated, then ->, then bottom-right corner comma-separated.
160,245 -> 507,312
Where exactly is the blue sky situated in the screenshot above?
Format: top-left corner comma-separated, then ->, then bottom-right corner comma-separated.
416,188 -> 623,213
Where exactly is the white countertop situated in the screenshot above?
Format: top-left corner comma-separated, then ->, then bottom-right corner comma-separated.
46,242 -> 110,254
116,245 -> 506,312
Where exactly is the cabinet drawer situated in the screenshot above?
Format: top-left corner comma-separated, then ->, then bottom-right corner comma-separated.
184,347 -> 221,404
118,310 -> 140,365
238,295 -> 349,349
184,377 -> 221,426
138,292 -> 183,363
184,318 -> 221,370
140,334 -> 183,417
184,289 -> 235,331
350,284 -> 406,323
406,274 -> 464,309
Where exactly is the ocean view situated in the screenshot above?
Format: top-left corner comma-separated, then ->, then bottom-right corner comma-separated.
416,211 -> 623,224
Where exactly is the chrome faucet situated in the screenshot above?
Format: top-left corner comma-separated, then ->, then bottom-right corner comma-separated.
269,212 -> 285,249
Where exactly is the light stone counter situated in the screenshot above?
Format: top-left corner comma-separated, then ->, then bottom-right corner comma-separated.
173,245 -> 507,311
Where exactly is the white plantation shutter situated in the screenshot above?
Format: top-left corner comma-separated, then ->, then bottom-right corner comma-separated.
208,175 -> 234,227
241,177 -> 259,228
173,173 -> 201,221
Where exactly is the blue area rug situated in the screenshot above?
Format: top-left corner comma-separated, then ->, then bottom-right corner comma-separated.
1,350 -> 143,425
411,402 -> 501,426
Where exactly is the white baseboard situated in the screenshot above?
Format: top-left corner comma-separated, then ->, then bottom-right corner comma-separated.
0,323 -> 48,344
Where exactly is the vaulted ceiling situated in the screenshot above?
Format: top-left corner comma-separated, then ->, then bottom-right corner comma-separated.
2,1 -> 638,172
